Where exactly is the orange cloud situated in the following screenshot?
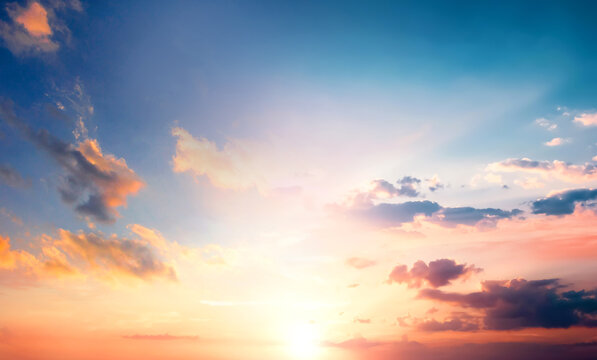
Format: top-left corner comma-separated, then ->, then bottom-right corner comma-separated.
74,138 -> 145,217
54,229 -> 177,281
15,2 -> 51,37
0,1 -> 58,55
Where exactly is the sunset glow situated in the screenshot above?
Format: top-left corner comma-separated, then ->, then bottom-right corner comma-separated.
1,1 -> 597,360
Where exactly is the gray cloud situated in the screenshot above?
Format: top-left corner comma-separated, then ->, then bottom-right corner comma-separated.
531,188 -> 597,216
419,278 -> 597,330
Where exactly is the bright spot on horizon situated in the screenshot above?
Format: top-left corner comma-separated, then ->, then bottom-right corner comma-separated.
286,323 -> 321,359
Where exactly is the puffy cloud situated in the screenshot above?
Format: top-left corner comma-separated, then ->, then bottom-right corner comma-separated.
54,229 -> 176,281
574,112 -> 597,127
0,98 -> 144,223
487,158 -> 597,183
387,259 -> 481,288
531,188 -> 597,215
419,278 -> 597,330
544,137 -> 569,147
0,2 -> 58,55
0,164 -> 30,188
346,257 -> 376,269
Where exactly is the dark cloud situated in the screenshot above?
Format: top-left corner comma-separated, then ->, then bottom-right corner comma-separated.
0,164 -> 30,188
419,278 -> 597,330
531,188 -> 597,215
0,98 -> 144,223
388,259 -> 481,288
358,201 -> 441,226
348,193 -> 521,228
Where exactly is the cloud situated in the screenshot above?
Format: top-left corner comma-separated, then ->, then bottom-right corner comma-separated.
0,98 -> 144,223
54,229 -> 177,281
544,137 -> 569,147
171,127 -> 263,190
535,117 -> 557,131
387,259 -> 481,288
122,334 -> 198,341
487,158 -> 597,183
514,177 -> 544,189
531,188 -> 597,215
430,207 -> 522,227
416,317 -> 480,332
0,2 -> 58,55
346,257 -> 376,269
419,278 -> 597,330
426,174 -> 444,192
574,112 -> 597,127
350,200 -> 520,228
0,164 -> 30,188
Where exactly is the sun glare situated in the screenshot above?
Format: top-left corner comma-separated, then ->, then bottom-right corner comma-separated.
286,323 -> 321,359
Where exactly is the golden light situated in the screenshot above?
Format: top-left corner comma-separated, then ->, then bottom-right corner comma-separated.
286,323 -> 321,359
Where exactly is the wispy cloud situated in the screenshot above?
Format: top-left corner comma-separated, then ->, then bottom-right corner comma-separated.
487,158 -> 597,183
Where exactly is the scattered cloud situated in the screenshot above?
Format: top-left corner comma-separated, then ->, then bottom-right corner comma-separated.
574,112 -> 597,127
387,259 -> 481,288
531,188 -> 597,216
419,278 -> 597,330
426,174 -> 444,192
544,137 -> 570,147
487,158 -> 597,183
535,117 -> 557,131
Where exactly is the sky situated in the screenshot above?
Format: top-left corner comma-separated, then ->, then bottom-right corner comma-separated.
1,1 -> 597,359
